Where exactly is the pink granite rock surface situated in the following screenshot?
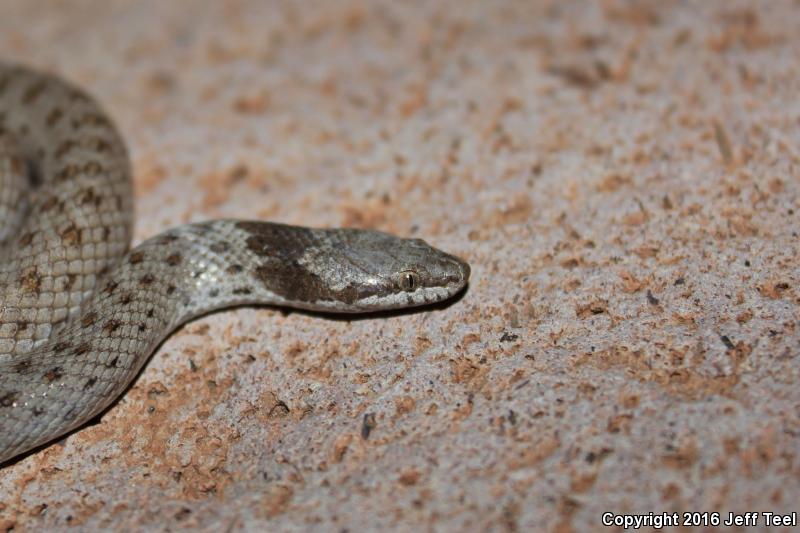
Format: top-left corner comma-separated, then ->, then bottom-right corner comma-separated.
1,1 -> 798,531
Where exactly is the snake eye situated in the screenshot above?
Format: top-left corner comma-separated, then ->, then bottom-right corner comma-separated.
397,270 -> 420,292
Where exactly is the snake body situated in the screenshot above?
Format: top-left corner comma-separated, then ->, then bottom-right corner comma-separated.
0,64 -> 469,464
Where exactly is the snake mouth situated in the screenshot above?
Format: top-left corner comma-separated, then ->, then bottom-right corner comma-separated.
455,258 -> 471,286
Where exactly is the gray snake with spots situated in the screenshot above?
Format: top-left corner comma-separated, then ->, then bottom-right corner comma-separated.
0,64 -> 469,464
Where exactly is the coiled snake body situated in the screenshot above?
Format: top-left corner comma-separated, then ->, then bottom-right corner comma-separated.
0,64 -> 469,464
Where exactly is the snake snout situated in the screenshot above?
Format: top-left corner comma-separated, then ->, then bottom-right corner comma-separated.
457,259 -> 470,285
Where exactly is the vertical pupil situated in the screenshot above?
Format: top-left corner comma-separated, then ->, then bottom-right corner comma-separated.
405,273 -> 414,289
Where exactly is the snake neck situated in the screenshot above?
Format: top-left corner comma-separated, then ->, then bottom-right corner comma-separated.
85,220 -> 303,342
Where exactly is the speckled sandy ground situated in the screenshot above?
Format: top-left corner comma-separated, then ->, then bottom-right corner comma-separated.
0,1 -> 798,531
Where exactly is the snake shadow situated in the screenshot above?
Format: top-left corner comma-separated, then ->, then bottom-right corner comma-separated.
0,283 -> 469,469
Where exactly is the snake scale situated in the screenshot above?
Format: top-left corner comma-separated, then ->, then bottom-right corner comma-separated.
0,64 -> 469,464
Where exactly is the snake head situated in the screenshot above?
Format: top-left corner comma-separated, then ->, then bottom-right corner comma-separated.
236,221 -> 469,313
304,228 -> 471,312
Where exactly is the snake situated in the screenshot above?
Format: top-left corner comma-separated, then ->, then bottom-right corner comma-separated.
0,64 -> 469,464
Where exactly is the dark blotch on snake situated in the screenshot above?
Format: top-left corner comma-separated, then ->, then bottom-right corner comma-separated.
45,107 -> 63,126
44,367 -> 63,382
252,262 -> 356,304
0,392 -> 18,407
209,242 -> 229,253
20,267 -> 41,293
103,280 -> 119,295
52,341 -> 71,353
81,311 -> 98,328
165,252 -> 182,266
103,319 -> 122,333
74,342 -> 91,356
59,223 -> 81,245
54,139 -> 76,158
79,187 -> 99,205
41,196 -> 59,211
238,221 -> 312,261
